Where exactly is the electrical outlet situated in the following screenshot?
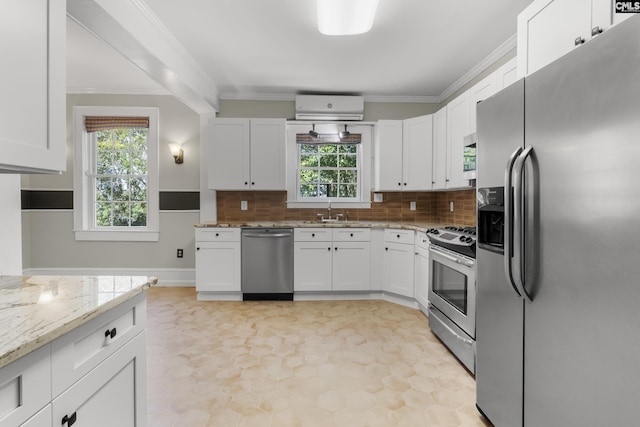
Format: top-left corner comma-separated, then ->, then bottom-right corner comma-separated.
176,249 -> 183,258
373,193 -> 383,203
450,201 -> 454,212
241,200 -> 248,210
410,201 -> 416,211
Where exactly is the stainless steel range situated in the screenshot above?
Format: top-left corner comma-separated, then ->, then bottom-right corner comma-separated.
426,226 -> 477,374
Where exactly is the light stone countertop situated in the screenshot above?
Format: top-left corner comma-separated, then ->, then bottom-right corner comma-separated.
194,220 -> 447,232
0,275 -> 157,369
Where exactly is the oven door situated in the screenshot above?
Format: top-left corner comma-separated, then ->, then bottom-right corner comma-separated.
428,245 -> 476,338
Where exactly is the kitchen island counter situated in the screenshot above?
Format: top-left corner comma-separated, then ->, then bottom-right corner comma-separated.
0,275 -> 156,369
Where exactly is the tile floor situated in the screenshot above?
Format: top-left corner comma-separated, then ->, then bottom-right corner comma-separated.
146,287 -> 490,427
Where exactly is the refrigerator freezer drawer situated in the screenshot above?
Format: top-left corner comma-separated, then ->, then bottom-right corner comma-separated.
429,305 -> 475,374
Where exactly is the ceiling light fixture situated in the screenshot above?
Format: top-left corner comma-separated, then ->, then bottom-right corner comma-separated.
339,125 -> 350,139
317,0 -> 379,36
309,124 -> 319,138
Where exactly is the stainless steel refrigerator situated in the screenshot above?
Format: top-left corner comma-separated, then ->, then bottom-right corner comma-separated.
475,16 -> 640,427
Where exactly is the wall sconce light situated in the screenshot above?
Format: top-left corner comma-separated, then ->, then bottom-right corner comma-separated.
169,143 -> 184,164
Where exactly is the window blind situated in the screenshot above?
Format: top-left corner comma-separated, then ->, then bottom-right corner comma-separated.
296,133 -> 361,144
85,116 -> 149,133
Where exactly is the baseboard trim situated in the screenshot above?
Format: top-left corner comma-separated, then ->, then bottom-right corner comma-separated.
22,267 -> 195,287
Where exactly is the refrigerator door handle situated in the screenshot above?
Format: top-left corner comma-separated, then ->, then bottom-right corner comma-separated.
504,146 -> 524,298
512,145 -> 534,303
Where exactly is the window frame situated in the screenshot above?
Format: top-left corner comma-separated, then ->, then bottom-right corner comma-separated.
73,106 -> 160,242
286,123 -> 372,208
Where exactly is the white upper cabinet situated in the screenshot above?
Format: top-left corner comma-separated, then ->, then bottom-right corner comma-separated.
468,73 -> 498,134
517,0 -> 632,77
208,118 -> 286,190
445,92 -> 472,190
0,0 -> 66,173
495,57 -> 519,91
431,107 -> 448,189
373,115 -> 433,191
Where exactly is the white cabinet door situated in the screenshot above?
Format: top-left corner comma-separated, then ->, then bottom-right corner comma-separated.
517,0 -> 592,77
294,242 -> 332,291
332,242 -> 371,291
20,405 -> 51,427
414,246 -> 430,311
195,242 -> 241,292
249,119 -> 286,190
432,107 -> 448,190
383,242 -> 415,298
373,120 -> 403,191
52,332 -> 146,427
495,57 -> 519,91
0,0 -> 65,173
446,92 -> 472,189
208,118 -> 251,190
402,115 -> 433,191
468,74 -> 498,134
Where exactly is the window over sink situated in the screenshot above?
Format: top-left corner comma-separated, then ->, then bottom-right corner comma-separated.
286,123 -> 372,208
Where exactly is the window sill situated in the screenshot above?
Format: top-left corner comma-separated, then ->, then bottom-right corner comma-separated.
74,229 -> 160,242
286,201 -> 371,209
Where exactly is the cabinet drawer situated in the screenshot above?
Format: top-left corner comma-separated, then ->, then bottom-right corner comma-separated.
384,229 -> 415,245
415,232 -> 430,251
51,292 -> 146,397
0,346 -> 51,427
332,228 -> 371,242
195,228 -> 240,242
294,228 -> 332,242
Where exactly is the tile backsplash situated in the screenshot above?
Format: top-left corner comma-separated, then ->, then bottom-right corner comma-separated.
216,189 -> 476,226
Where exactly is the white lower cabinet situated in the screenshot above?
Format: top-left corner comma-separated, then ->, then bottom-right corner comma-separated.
195,228 -> 241,292
414,234 -> 430,312
52,332 -> 146,427
294,228 -> 370,292
382,230 -> 415,298
0,294 -> 147,427
21,405 -> 51,427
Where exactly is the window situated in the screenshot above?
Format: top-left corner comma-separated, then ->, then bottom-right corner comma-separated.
73,107 -> 159,241
286,123 -> 371,208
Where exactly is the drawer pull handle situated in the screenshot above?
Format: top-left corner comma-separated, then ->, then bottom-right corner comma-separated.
105,327 -> 117,340
62,412 -> 77,426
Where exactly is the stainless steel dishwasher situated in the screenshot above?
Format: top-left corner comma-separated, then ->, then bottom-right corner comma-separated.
241,228 -> 293,300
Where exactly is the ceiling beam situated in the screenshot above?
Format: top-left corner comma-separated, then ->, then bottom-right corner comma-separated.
67,0 -> 219,114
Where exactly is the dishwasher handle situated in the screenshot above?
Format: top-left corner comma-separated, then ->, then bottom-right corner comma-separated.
242,232 -> 292,238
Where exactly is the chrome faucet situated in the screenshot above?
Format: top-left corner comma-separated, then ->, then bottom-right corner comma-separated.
327,200 -> 332,219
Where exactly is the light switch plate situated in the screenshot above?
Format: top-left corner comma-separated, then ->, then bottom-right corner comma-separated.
449,201 -> 454,212
241,200 -> 248,210
410,201 -> 416,211
373,193 -> 383,203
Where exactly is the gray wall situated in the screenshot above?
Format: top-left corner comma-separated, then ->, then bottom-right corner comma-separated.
21,94 -> 201,271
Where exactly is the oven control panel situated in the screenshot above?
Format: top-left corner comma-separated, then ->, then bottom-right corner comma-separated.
426,226 -> 476,258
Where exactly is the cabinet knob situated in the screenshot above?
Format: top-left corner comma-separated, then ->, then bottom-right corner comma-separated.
328,247 -> 331,251
574,36 -> 585,46
398,182 -> 401,186
197,247 -> 200,251
403,183 -> 407,186
312,233 -> 315,237
591,26 -> 603,36
385,247 -> 389,251
335,247 -> 338,251
244,181 -> 248,185
105,327 -> 117,339
397,234 -> 400,238
215,233 -> 219,237
350,233 -> 354,237
62,412 -> 77,426
251,182 -> 255,185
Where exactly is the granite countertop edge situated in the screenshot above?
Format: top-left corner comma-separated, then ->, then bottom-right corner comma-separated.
194,221 -> 449,232
0,275 -> 158,370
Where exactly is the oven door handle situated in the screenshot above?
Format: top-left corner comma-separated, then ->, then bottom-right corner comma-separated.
429,246 -> 471,266
504,146 -> 524,299
512,146 -> 533,303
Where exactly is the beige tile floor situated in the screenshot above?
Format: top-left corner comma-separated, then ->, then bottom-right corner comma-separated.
146,287 -> 490,427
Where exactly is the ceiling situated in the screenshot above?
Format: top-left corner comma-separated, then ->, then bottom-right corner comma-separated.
67,0 -> 535,105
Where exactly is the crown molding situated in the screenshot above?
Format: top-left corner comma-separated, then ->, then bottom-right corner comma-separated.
437,33 -> 517,102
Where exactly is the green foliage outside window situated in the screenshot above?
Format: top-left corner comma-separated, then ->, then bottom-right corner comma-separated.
299,144 -> 358,198
94,128 -> 148,227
